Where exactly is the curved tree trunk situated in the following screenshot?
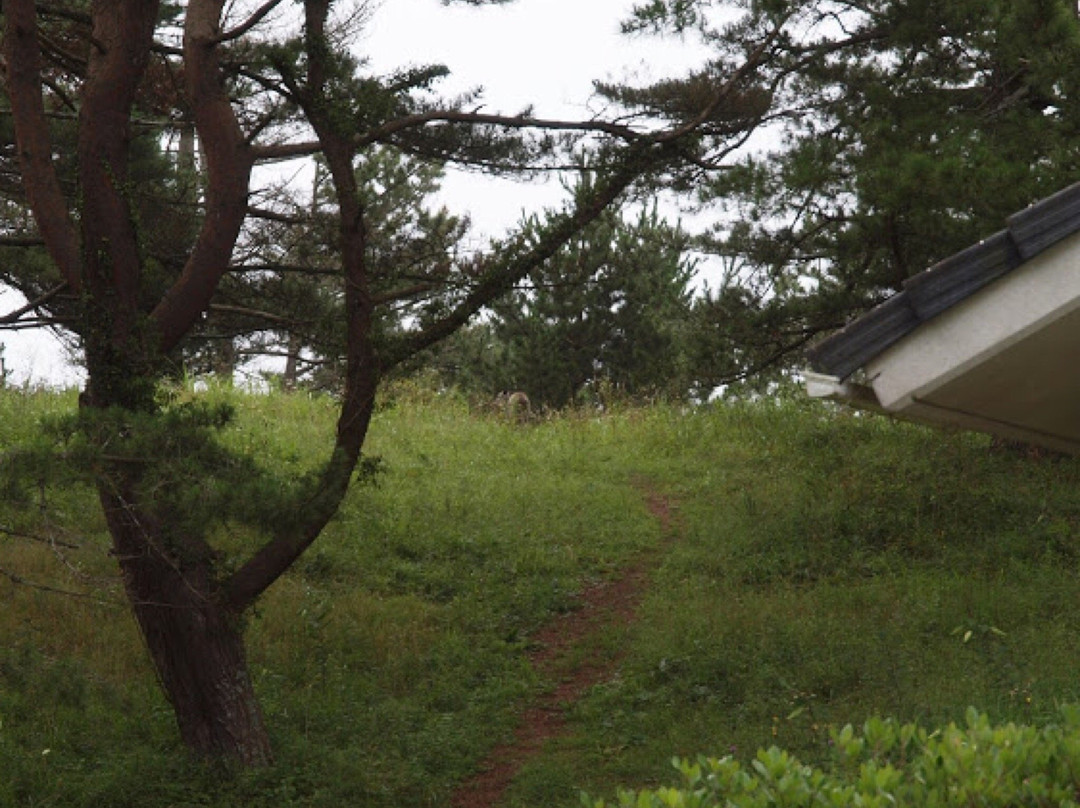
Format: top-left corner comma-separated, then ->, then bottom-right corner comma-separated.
134,590 -> 271,765
101,488 -> 273,766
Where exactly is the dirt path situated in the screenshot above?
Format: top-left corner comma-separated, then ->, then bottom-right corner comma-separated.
449,481 -> 680,808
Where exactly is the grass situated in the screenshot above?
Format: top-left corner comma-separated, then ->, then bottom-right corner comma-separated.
3,385 -> 1080,806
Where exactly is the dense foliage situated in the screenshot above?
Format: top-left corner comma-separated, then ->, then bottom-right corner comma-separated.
589,709 -> 1080,807
2,0 -> 782,761
426,199 -> 697,407
648,0 -> 1080,388
4,0 -> 1080,772
4,386 -> 1080,805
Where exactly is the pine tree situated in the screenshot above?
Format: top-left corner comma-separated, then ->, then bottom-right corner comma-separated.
691,0 -> 1080,383
1,0 -> 784,764
434,197 -> 695,408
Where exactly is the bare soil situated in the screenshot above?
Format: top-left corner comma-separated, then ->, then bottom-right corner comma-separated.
449,482 -> 680,808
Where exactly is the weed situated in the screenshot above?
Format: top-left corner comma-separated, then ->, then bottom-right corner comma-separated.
2,388 -> 1080,806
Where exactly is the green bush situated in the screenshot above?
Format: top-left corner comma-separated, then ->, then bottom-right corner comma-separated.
586,707 -> 1080,807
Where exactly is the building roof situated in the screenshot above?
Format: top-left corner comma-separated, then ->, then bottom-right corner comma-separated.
803,180 -> 1080,454
807,181 -> 1080,379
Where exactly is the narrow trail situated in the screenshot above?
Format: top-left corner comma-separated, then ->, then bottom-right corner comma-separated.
449,480 -> 681,808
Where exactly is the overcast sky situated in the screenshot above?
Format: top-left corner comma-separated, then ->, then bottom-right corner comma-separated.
362,0 -> 710,235
0,0 -> 710,386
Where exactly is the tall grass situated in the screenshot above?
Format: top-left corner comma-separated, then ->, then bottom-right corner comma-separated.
504,401 -> 1080,806
2,385 -> 1080,806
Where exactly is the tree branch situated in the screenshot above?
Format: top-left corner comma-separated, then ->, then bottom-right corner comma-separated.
0,524 -> 81,550
0,316 -> 73,330
208,302 -> 299,326
75,0 -> 161,340
251,109 -> 645,163
0,282 -> 69,324
151,0 -> 255,354
378,142 -> 671,370
212,0 -> 286,44
246,204 -> 307,224
3,0 -> 83,289
224,0 -> 379,611
36,3 -> 92,26
0,565 -> 119,605
654,34 -> 778,146
228,262 -> 340,277
371,281 -> 436,305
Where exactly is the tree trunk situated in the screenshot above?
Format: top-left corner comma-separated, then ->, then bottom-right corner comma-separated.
101,488 -> 273,766
133,592 -> 272,765
282,332 -> 302,391
213,337 -> 237,382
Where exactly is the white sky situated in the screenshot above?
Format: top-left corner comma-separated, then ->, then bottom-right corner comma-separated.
0,0 -> 711,386
361,0 -> 710,236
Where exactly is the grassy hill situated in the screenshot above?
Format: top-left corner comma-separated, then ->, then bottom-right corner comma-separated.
2,383 -> 1080,807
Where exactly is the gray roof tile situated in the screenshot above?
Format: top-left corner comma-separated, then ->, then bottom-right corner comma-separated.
807,181 -> 1080,379
1008,182 -> 1080,261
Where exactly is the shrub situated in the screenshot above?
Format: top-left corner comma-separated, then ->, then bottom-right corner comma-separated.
585,707 -> 1080,807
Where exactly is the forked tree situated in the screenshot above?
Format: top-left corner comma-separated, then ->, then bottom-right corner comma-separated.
1,0 -> 805,764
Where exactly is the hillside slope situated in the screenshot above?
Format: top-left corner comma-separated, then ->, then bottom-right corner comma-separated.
1,386 -> 1079,807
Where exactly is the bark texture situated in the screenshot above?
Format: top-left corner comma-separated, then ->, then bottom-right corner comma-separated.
106,489 -> 272,765
2,0 -> 683,768
4,0 -> 280,763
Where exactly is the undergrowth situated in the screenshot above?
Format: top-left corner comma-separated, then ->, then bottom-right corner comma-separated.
2,384 -> 1080,807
